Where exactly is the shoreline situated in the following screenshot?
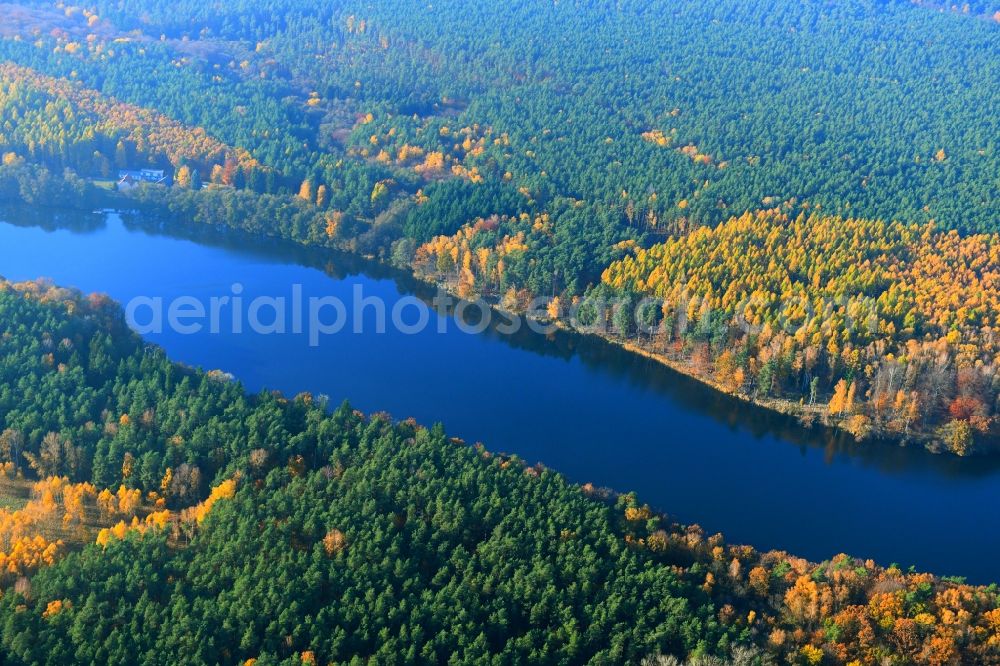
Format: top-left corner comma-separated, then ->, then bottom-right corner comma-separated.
8,199 -> 1000,586
0,192 -> 965,457
409,270 -> 953,457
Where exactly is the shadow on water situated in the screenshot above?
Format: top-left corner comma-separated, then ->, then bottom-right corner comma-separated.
0,204 -> 105,233
19,206 -> 994,482
7,204 -> 1000,582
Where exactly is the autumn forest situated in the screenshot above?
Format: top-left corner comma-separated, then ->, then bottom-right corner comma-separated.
0,0 -> 999,663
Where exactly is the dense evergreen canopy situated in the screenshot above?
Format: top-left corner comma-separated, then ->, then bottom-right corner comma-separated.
1,2 -> 1000,658
0,278 -> 999,663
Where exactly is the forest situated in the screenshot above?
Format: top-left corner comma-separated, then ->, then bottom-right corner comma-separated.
0,278 -> 1000,664
0,0 -> 998,659
0,0 -> 997,453
591,210 -> 1000,453
1,0 -> 998,244
0,63 -> 261,181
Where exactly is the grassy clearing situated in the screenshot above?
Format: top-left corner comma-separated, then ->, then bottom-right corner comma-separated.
0,478 -> 29,512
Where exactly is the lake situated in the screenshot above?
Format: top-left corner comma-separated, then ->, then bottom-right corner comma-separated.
1,205 -> 998,583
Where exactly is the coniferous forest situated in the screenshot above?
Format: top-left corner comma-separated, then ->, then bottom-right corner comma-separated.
0,0 -> 999,663
1,0 -> 998,450
1,279 -> 1000,664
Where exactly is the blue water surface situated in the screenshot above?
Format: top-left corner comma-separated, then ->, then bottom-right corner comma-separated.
0,208 -> 995,582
